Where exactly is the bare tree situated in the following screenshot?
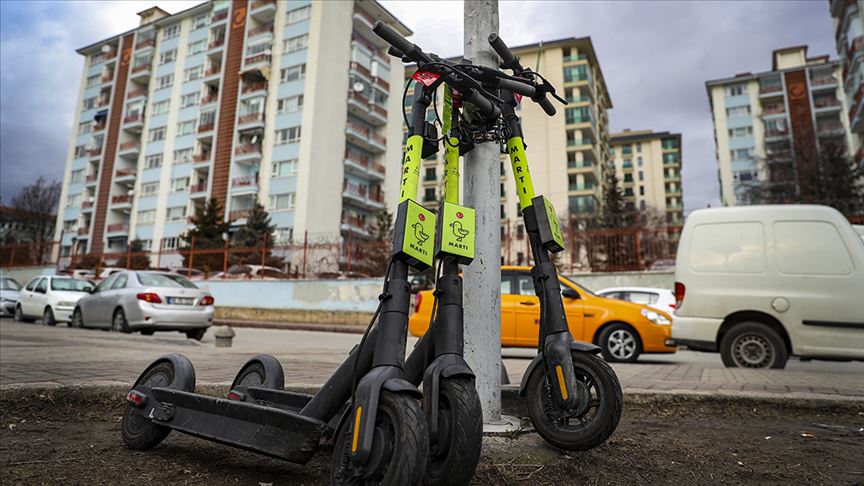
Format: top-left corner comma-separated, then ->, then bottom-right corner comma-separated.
11,177 -> 61,264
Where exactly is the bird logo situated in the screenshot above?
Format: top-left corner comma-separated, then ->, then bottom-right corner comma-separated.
450,220 -> 470,242
412,222 -> 430,244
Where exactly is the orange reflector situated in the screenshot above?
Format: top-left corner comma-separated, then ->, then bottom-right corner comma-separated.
555,365 -> 569,401
351,406 -> 363,453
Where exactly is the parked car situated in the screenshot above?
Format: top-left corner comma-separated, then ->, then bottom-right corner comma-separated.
57,269 -> 97,280
72,271 -> 214,340
15,276 -> 95,325
1,276 -> 22,317
220,264 -> 288,280
596,287 -> 677,315
673,205 -> 864,369
409,266 -> 677,363
168,267 -> 206,280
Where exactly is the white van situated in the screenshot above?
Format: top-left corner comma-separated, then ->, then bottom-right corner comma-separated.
672,205 -> 864,369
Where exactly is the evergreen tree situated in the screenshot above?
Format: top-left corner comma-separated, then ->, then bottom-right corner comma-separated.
126,239 -> 152,270
181,198 -> 231,273
599,162 -> 629,228
229,203 -> 283,268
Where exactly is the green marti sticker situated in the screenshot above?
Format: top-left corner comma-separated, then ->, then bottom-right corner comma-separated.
533,195 -> 565,253
393,199 -> 436,270
434,202 -> 475,265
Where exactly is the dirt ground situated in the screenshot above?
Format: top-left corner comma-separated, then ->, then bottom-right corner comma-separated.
1,387 -> 862,485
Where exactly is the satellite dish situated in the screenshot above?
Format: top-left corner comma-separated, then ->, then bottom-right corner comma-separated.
251,135 -> 259,144
101,44 -> 112,53
128,189 -> 135,196
352,82 -> 365,93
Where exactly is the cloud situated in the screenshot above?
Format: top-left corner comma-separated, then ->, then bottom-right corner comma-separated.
381,0 -> 837,212
0,0 -> 838,214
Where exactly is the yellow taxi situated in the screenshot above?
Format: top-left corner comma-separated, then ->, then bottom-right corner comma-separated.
409,266 -> 677,362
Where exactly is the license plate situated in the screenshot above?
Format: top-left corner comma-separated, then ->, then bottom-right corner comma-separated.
168,297 -> 194,305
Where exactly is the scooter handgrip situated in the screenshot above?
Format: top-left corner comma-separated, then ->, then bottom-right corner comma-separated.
497,78 -> 536,98
538,97 -> 556,116
373,21 -> 416,61
488,33 -> 520,70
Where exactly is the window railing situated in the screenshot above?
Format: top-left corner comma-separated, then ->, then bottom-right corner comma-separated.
126,89 -> 147,99
235,144 -> 262,156
242,81 -> 268,94
759,84 -> 783,94
123,113 -> 143,124
238,112 -> 264,124
211,10 -> 228,23
111,195 -> 133,204
193,151 -> 211,163
119,141 -> 139,151
190,182 -> 208,193
232,175 -> 258,188
208,38 -> 225,50
229,209 -> 253,220
115,169 -> 136,177
201,94 -> 219,105
244,53 -> 271,66
198,122 -> 215,133
248,23 -> 274,38
135,38 -> 155,50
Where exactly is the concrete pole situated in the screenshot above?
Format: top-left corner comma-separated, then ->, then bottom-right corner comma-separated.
462,0 -> 502,424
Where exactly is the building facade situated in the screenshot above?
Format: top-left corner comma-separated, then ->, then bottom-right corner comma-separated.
53,0 -> 410,264
829,0 -> 864,166
404,38 -> 612,249
706,46 -> 857,206
608,130 -> 683,226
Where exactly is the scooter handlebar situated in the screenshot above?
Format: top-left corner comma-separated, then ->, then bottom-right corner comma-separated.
488,33 -> 521,70
373,21 -> 429,64
537,97 -> 556,116
497,77 -> 536,98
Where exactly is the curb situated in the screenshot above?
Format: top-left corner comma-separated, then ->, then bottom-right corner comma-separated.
213,319 -> 366,334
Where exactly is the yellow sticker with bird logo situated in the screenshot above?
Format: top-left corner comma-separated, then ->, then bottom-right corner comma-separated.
435,202 -> 475,265
393,199 -> 436,270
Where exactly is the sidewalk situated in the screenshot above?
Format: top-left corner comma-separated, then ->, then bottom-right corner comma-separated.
1,320 -> 863,401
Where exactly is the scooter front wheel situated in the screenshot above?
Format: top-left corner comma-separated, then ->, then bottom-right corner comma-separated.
525,351 -> 622,451
230,354 -> 285,392
424,377 -> 482,486
331,390 -> 428,485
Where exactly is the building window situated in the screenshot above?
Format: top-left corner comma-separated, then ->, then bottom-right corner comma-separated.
170,177 -> 189,192
156,74 -> 173,90
159,48 -> 177,65
637,156 -> 643,167
82,97 -> 96,110
283,34 -> 309,53
726,105 -> 751,118
166,206 -> 187,222
730,148 -> 754,160
187,39 -> 206,56
162,24 -> 180,40
62,219 -> 77,231
78,122 -> 92,135
184,65 -> 203,82
724,84 -> 748,97
638,171 -> 644,181
152,99 -> 170,115
636,142 -> 642,153
86,74 -> 100,88
160,237 -> 180,250
728,126 -> 753,138
639,186 -> 645,196
181,92 -> 198,108
70,169 -> 84,184
148,127 -> 166,142
277,95 -> 303,114
269,192 -> 296,211
140,182 -> 160,197
66,193 -> 82,208
173,148 -> 193,164
275,126 -> 301,145
144,154 -> 163,169
137,209 -> 156,225
272,159 -> 298,178
286,5 -> 311,24
274,227 -> 294,244
199,110 -> 216,128
280,64 -> 306,83
177,120 -> 196,136
192,14 -> 208,30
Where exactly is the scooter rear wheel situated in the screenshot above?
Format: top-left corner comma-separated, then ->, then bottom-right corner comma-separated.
121,355 -> 195,450
525,351 -> 622,451
230,354 -> 285,392
424,377 -> 482,486
331,391 -> 428,485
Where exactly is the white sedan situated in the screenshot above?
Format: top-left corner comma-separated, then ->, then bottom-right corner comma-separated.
596,286 -> 677,316
15,276 -> 95,325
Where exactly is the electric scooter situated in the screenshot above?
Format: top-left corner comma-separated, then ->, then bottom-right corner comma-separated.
487,33 -> 623,451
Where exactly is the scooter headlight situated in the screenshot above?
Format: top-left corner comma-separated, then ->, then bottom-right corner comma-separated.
641,308 -> 670,325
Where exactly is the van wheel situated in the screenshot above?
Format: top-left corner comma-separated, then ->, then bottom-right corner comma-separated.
720,322 -> 788,369
598,324 -> 642,363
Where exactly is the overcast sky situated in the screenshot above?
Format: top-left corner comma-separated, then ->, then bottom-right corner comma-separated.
0,1 -> 836,213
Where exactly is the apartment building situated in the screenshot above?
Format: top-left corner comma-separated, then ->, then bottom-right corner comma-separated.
404,37 -> 612,241
829,0 -> 864,166
608,130 -> 683,226
53,0 -> 410,264
706,46 -> 856,206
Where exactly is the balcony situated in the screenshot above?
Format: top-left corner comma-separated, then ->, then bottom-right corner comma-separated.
229,209 -> 253,221
93,122 -> 106,132
126,89 -> 147,100
115,169 -> 136,181
87,147 -> 103,159
244,53 -> 271,70
81,201 -> 94,212
764,129 -> 788,140
247,23 -> 273,40
85,174 -> 99,185
204,65 -> 221,81
77,226 -> 90,236
346,121 -> 386,153
123,112 -> 144,131
816,120 -> 846,136
208,38 -> 225,52
342,181 -> 385,209
813,97 -> 842,111
759,84 -> 783,96
100,73 -> 114,84
563,54 -> 588,63
197,121 -> 215,139
234,144 -> 262,164
192,151 -> 211,165
231,175 -> 258,192
372,76 -> 389,91
344,150 -> 385,181
240,81 -> 267,97
211,9 -> 228,23
190,182 -> 208,194
761,106 -> 786,117
347,91 -> 388,126
568,183 -> 594,193
341,215 -> 370,236
129,63 -> 151,82
106,223 -> 129,235
811,75 -> 838,89
237,112 -> 265,133
349,61 -> 372,81
250,0 -> 277,21
201,93 -> 219,106
111,195 -> 133,207
118,140 -> 140,157
135,38 -> 155,51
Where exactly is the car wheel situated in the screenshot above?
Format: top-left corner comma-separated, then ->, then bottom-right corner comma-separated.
69,308 -> 85,329
140,330 -> 155,336
185,329 -> 206,341
598,323 -> 642,363
112,308 -> 130,333
42,307 -> 56,326
720,322 -> 788,369
14,305 -> 33,323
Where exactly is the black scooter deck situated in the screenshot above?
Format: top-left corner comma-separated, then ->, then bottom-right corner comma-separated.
139,387 -> 329,464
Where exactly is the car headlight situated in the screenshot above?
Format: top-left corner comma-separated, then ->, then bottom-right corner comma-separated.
641,308 -> 670,325
57,301 -> 76,307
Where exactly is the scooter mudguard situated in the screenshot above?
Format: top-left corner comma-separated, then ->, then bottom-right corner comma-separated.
518,339 -> 601,398
423,354 -> 474,440
350,365 -> 422,466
